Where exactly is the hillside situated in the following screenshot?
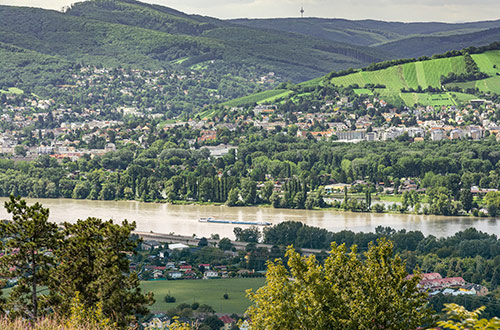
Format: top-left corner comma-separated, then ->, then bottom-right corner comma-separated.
0,0 -> 385,84
230,17 -> 500,48
375,27 -> 500,58
225,46 -> 500,107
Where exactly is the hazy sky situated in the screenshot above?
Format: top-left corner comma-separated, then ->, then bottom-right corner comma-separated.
0,0 -> 499,22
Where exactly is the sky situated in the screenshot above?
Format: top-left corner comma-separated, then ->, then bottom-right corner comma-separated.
0,0 -> 499,22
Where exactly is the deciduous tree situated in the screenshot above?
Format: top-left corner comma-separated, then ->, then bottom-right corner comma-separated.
247,238 -> 433,330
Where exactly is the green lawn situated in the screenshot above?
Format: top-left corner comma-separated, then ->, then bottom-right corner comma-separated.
141,278 -> 266,314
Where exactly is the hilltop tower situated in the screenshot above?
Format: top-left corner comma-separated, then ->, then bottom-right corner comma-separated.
300,6 -> 304,18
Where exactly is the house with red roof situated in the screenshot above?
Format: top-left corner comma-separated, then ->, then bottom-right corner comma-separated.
219,315 -> 236,330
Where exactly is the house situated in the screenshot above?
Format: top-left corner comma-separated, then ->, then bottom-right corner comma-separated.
462,283 -> 489,296
337,130 -> 365,141
430,129 -> 444,141
418,277 -> 466,290
167,271 -> 182,279
143,314 -> 171,329
198,263 -> 211,270
152,269 -> 163,279
204,270 -> 219,279
141,240 -> 162,250
169,243 -> 189,250
324,183 -> 351,194
179,265 -> 192,272
219,315 -> 236,330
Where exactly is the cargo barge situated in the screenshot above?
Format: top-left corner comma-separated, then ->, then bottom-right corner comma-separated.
199,217 -> 271,226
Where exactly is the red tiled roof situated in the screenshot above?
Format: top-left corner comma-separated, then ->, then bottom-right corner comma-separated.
219,315 -> 236,324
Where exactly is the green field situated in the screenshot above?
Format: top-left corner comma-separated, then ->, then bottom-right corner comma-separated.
140,278 -> 266,314
330,56 -> 467,91
322,51 -> 500,105
353,88 -> 374,96
472,51 -> 500,93
0,87 -> 24,95
223,89 -> 291,107
223,50 -> 500,107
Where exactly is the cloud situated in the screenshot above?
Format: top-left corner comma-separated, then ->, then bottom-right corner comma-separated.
0,0 -> 498,22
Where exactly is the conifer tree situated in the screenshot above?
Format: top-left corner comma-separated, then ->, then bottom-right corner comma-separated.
49,217 -> 153,328
0,196 -> 61,320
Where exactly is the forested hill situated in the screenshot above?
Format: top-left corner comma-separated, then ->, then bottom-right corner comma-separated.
0,0 -> 384,83
230,17 -> 500,48
374,27 -> 500,59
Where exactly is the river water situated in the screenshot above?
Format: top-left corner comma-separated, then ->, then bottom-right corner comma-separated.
0,198 -> 498,239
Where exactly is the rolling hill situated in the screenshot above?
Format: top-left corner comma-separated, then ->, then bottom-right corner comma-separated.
0,0 -> 386,84
375,27 -> 500,59
225,46 -> 500,108
2,0 -> 500,111
230,17 -> 500,48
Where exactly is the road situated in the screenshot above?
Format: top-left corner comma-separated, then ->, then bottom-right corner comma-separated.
134,231 -> 325,255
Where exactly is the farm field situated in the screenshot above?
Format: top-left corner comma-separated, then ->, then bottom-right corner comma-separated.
140,278 -> 266,315
330,56 -> 467,91
223,50 -> 500,107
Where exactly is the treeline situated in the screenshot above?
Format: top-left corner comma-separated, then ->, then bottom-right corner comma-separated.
5,134 -> 500,212
261,221 -> 500,288
401,85 -> 444,93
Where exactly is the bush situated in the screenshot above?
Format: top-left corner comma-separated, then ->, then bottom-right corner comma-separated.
164,294 -> 176,303
372,203 -> 385,213
223,293 -> 229,300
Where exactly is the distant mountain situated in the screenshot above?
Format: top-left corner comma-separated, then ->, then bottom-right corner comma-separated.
375,27 -> 500,59
0,0 -> 386,83
230,17 -> 500,52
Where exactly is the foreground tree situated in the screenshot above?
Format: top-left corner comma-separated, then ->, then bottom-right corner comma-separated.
246,238 -> 433,330
0,196 -> 61,319
49,217 -> 153,328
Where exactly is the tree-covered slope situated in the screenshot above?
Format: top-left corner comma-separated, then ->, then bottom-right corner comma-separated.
230,17 -> 500,48
375,27 -> 500,59
0,5 -> 224,70
0,42 -> 73,88
0,1 -> 386,83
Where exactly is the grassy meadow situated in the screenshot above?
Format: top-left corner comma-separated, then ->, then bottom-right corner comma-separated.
141,278 -> 266,315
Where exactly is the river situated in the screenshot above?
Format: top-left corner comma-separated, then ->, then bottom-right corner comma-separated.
0,198 -> 498,239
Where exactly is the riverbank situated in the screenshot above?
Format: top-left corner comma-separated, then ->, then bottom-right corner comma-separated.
0,197 -> 498,239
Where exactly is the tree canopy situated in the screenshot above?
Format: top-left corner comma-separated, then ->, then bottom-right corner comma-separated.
246,238 -> 433,330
